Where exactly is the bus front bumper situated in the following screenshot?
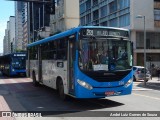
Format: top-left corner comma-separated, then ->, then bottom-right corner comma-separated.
75,83 -> 133,98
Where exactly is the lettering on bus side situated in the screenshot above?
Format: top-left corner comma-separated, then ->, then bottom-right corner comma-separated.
57,62 -> 63,68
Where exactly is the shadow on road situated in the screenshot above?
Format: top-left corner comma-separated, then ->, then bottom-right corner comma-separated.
135,80 -> 160,91
0,76 -> 125,117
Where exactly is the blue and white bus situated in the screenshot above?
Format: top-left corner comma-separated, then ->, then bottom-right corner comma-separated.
0,52 -> 26,76
27,26 -> 133,99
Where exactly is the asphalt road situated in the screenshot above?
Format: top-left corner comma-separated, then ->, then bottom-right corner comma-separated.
0,73 -> 160,120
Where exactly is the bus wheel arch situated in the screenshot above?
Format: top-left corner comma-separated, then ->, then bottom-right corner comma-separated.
56,77 -> 67,100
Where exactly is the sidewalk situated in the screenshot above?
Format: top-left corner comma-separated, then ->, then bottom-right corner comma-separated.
133,77 -> 160,91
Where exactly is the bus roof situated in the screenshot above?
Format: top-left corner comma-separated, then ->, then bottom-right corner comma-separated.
0,52 -> 26,59
27,26 -> 129,48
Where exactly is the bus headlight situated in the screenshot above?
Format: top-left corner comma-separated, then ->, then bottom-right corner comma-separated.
12,69 -> 15,72
125,79 -> 133,87
77,79 -> 93,90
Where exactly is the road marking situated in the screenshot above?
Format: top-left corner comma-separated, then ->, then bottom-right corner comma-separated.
133,93 -> 160,101
133,88 -> 152,91
0,80 -> 5,84
0,96 -> 11,111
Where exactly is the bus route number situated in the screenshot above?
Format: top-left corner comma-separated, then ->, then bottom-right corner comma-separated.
86,29 -> 93,36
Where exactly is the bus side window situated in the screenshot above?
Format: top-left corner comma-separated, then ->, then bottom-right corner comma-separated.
29,46 -> 38,60
48,41 -> 57,60
57,38 -> 67,60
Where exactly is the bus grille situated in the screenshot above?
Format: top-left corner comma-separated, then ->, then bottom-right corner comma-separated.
83,70 -> 131,82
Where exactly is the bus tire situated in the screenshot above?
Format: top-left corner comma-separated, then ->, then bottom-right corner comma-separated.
58,79 -> 67,100
32,72 -> 38,86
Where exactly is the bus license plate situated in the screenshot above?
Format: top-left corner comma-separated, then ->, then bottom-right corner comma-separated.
105,91 -> 114,96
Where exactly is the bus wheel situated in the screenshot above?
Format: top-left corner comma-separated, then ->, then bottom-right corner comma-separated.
32,72 -> 38,86
58,80 -> 67,100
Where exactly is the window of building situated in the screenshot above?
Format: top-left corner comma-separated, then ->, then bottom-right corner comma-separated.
109,0 -> 117,14
154,9 -> 160,20
100,21 -> 107,26
152,32 -> 160,49
100,5 -> 107,18
80,16 -> 85,25
155,21 -> 160,27
136,32 -> 160,49
86,0 -> 91,10
93,0 -> 98,6
119,14 -> 130,27
154,1 -> 160,9
93,10 -> 99,20
118,0 -> 130,10
136,32 -> 144,49
86,13 -> 91,24
80,3 -> 85,14
92,20 -> 99,26
109,18 -> 118,27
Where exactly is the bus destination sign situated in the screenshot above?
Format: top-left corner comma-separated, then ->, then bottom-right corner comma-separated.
13,54 -> 26,57
81,28 -> 129,38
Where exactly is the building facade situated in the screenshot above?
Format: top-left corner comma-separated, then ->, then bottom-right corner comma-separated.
9,16 -> 15,53
3,28 -> 9,55
3,29 -> 8,55
3,16 -> 15,55
15,2 -> 23,51
27,2 -> 50,43
80,0 -> 160,69
50,0 -> 80,35
22,2 -> 28,50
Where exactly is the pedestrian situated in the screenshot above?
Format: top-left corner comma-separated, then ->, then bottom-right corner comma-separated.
100,51 -> 108,64
157,67 -> 160,81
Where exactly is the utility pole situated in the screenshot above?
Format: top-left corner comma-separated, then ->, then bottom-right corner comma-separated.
136,15 -> 146,86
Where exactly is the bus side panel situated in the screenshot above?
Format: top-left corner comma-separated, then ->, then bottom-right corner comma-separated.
59,61 -> 68,94
42,60 -> 54,87
42,60 -> 68,93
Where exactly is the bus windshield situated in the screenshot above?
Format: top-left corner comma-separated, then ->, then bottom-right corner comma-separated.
12,57 -> 26,69
78,37 -> 132,71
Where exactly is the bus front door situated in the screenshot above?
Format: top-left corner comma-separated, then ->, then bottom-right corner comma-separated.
68,37 -> 75,95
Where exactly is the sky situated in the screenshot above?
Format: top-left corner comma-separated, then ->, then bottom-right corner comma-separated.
0,0 -> 14,53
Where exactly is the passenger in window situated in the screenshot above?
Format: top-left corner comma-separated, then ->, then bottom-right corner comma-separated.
100,51 -> 108,64
92,48 -> 100,64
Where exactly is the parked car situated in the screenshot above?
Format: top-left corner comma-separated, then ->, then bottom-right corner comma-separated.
133,66 -> 151,82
